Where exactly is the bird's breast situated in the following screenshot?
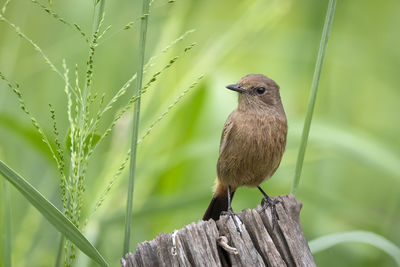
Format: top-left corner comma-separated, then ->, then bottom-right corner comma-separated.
217,112 -> 287,188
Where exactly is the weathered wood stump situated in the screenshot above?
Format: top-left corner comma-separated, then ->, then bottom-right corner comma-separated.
121,195 -> 315,267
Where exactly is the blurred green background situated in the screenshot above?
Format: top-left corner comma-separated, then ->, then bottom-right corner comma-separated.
1,0 -> 399,266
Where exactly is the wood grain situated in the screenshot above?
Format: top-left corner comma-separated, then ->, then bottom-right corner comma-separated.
121,195 -> 315,267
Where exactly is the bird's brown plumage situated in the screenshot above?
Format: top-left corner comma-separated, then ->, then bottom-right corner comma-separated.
203,74 -> 287,221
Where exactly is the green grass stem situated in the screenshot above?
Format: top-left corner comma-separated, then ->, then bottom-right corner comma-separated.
31,0 -> 92,44
0,72 -> 61,173
138,75 -> 203,144
123,0 -> 150,255
88,35 -> 195,151
0,13 -> 82,100
1,0 -> 11,14
92,0 -> 105,37
1,181 -> 12,267
0,15 -> 63,79
55,235 -> 64,267
87,76 -> 202,222
61,0 -> 105,264
291,0 -> 336,195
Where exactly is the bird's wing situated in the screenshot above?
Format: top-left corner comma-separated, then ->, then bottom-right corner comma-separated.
219,112 -> 236,155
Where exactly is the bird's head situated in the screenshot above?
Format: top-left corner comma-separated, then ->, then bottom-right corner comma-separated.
226,74 -> 282,112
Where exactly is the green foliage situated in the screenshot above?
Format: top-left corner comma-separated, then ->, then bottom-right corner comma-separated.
0,0 -> 399,266
0,72 -> 61,171
0,160 -> 109,267
309,231 -> 400,266
1,0 -> 199,265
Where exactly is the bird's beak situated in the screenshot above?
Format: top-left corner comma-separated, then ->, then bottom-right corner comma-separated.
226,84 -> 246,93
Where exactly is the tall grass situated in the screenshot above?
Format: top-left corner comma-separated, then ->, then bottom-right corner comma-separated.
123,0 -> 150,255
291,0 -> 336,195
0,0 -> 200,265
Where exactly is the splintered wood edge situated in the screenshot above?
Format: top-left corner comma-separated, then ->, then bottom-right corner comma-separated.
121,194 -> 315,267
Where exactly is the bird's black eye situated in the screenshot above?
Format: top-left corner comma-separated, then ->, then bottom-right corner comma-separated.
256,87 -> 265,94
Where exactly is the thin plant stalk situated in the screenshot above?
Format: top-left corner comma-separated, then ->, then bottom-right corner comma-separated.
78,0 -> 105,130
291,0 -> 336,195
123,0 -> 150,255
92,0 -> 105,35
62,0 -> 106,264
1,181 -> 12,267
55,235 -> 65,267
77,0 -> 105,132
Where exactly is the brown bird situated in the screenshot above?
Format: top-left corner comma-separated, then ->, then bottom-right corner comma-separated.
203,74 -> 287,221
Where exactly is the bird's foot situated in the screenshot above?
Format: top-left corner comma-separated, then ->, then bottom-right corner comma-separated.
260,195 -> 280,230
221,208 -> 243,233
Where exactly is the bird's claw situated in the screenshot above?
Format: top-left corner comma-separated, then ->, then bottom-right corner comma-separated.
221,209 -> 243,233
261,196 -> 280,230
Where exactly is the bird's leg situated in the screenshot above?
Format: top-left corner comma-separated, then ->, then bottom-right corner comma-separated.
257,186 -> 274,206
227,185 -> 233,212
221,185 -> 242,233
257,186 -> 279,229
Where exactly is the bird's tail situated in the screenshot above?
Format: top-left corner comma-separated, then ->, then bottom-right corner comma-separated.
203,182 -> 235,221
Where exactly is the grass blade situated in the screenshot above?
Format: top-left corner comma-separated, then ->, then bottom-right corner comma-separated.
290,120 -> 400,178
291,0 -> 336,195
123,0 -> 150,255
0,160 -> 109,267
309,231 -> 400,266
